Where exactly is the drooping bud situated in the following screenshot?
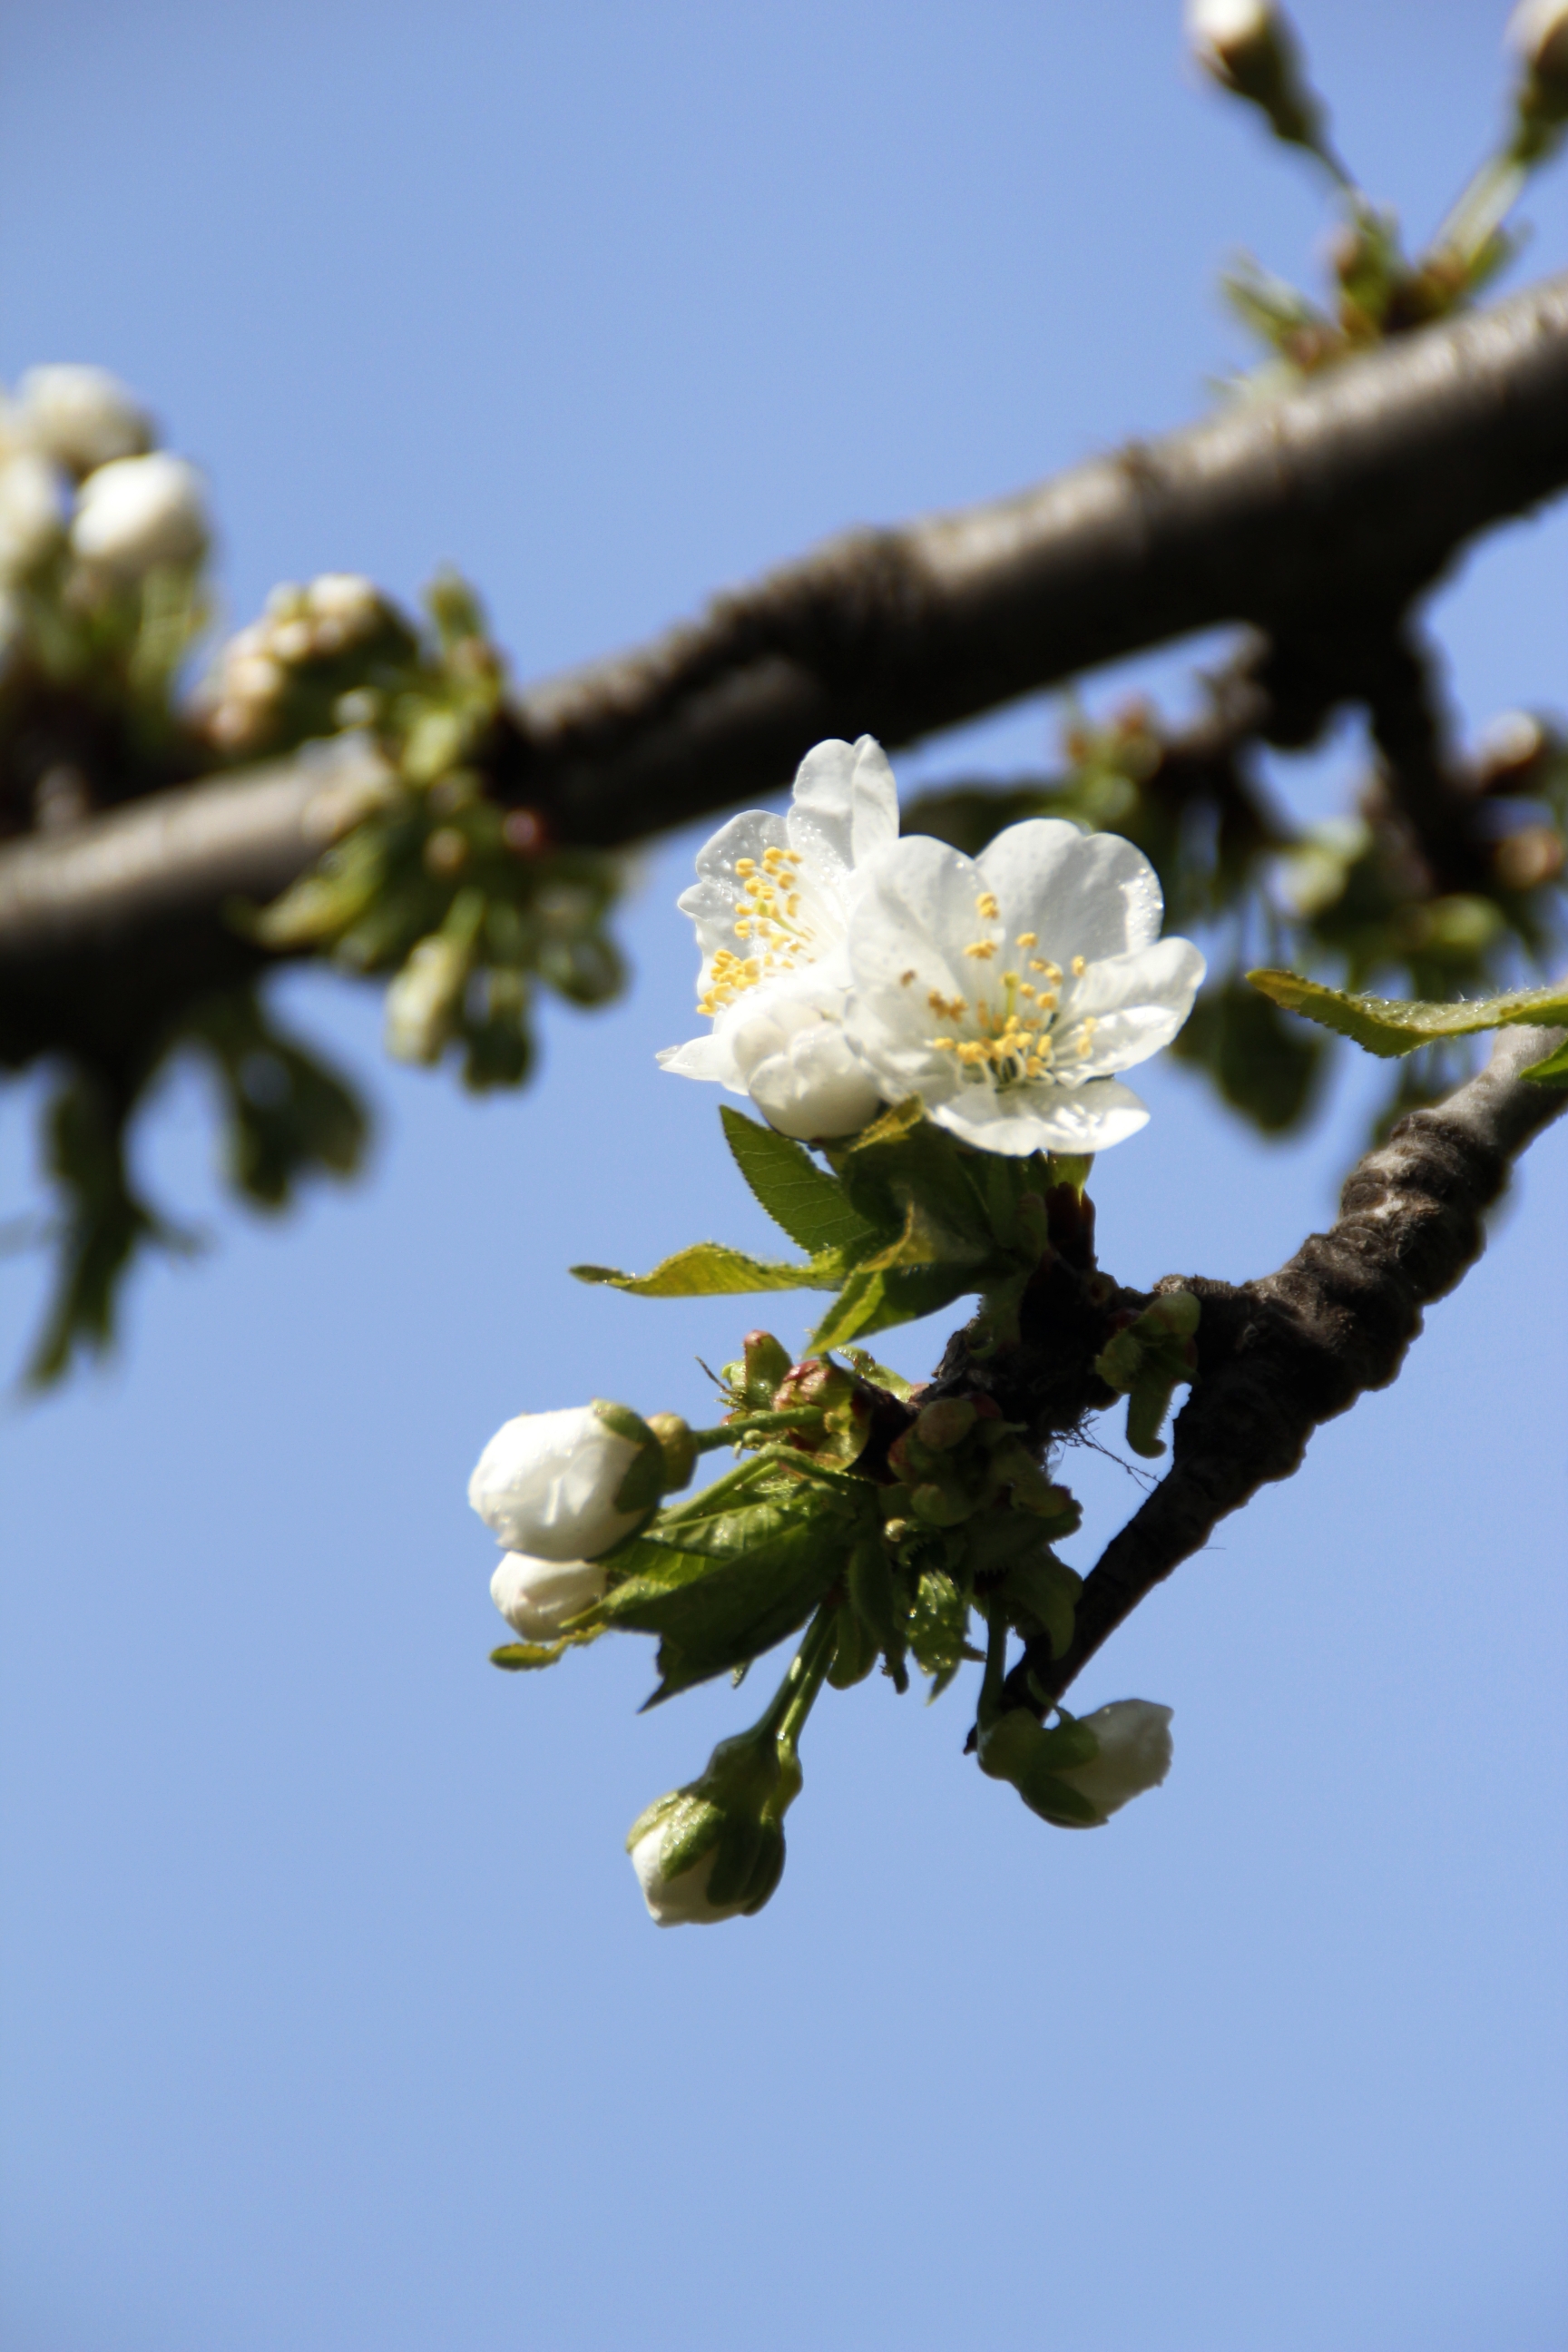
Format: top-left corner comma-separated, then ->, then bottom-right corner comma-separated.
626,1728 -> 795,1928
489,1551 -> 608,1640
468,1399 -> 663,1562
1510,0 -> 1568,142
977,1699 -> 1172,1827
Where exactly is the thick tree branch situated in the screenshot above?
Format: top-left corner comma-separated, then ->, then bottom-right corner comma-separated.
6,270 -> 1568,975
1006,1024 -> 1568,1715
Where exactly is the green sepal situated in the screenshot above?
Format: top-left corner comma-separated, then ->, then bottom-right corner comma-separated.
490,1638 -> 569,1671
826,1596 -> 880,1689
1015,1772 -> 1102,1828
593,1398 -> 667,1514
1247,968 -> 1568,1058
719,1106 -> 880,1257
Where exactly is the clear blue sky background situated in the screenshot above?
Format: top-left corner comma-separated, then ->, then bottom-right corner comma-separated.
1,4 -> 1565,2347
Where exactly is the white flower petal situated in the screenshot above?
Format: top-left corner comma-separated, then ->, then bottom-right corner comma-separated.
630,1830 -> 747,1927
978,820 -> 1165,961
784,733 -> 900,879
467,1404 -> 645,1562
929,1076 -> 1150,1155
1056,936 -> 1207,1076
1052,1700 -> 1173,1826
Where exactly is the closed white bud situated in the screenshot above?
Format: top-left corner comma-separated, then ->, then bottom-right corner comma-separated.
726,992 -> 883,1141
1186,0 -> 1273,74
489,1551 -> 607,1640
0,452 -> 69,579
629,1829 -> 749,1927
1052,1700 -> 1173,1825
467,1402 -> 650,1562
16,365 -> 152,474
70,453 -> 208,576
1509,0 -> 1568,78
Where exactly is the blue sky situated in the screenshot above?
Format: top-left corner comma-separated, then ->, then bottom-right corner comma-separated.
1,5 -> 1565,2347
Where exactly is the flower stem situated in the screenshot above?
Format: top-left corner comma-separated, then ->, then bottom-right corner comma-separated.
759,1603 -> 839,1754
1426,151 -> 1527,273
688,1408 -> 823,1452
977,1602 -> 1010,1735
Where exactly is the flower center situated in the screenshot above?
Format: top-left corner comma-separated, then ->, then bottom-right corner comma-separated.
699,845 -> 819,1015
924,904 -> 1097,1091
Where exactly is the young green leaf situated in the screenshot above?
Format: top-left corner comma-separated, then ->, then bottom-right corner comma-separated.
571,1242 -> 839,1297
719,1106 -> 881,1257
1247,968 -> 1568,1057
808,1261 -> 980,1351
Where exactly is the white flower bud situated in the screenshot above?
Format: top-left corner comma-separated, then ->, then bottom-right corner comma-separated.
467,1402 -> 649,1562
726,992 -> 883,1141
70,453 -> 208,576
1186,0 -> 1272,74
489,1551 -> 608,1640
0,452 -> 69,579
1050,1700 -> 1173,1825
15,365 -> 152,474
384,933 -> 472,1064
1509,0 -> 1568,77
629,1828 -> 749,1928
306,572 -> 380,630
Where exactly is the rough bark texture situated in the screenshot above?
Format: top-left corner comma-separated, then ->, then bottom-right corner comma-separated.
5,270 -> 1568,974
1003,1024 -> 1568,1716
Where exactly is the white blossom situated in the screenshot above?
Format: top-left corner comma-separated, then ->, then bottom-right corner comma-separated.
629,1827 -> 748,1927
15,365 -> 152,474
658,735 -> 898,1138
842,820 -> 1204,1157
1052,1700 -> 1173,1826
489,1551 -> 608,1640
467,1403 -> 647,1562
70,453 -> 209,577
0,452 -> 69,580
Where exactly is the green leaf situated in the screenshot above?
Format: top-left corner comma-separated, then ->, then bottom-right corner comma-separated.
1247,968 -> 1568,1058
490,1639 -> 570,1670
1520,1034 -> 1568,1084
570,1242 -> 838,1298
596,1493 -> 855,1699
834,1101 -> 994,1254
808,1261 -> 980,1352
719,1106 -> 880,1257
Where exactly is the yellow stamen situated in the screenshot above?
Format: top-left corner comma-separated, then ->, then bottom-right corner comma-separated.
1015,931 -> 1037,947
900,968 -> 917,986
964,940 -> 996,961
1071,955 -> 1086,976
975,891 -> 1000,920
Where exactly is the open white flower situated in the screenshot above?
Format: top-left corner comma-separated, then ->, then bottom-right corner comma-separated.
843,820 -> 1204,1156
658,735 -> 898,1139
489,1551 -> 608,1640
1049,1700 -> 1173,1826
629,1828 -> 748,1927
70,452 -> 209,577
467,1402 -> 651,1562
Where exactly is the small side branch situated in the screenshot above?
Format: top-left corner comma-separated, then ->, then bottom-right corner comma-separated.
1007,1023 -> 1568,1713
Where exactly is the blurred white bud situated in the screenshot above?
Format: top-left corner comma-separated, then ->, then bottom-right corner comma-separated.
70,453 -> 209,576
489,1551 -> 608,1640
0,452 -> 70,579
16,364 -> 152,474
1186,0 -> 1273,76
1051,1700 -> 1173,1826
467,1403 -> 650,1562
628,1828 -> 748,1928
1509,0 -> 1568,79
307,572 -> 380,629
384,932 -> 472,1064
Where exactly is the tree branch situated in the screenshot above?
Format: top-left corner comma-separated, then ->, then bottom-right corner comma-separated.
1005,1024 -> 1568,1715
6,270 -> 1568,973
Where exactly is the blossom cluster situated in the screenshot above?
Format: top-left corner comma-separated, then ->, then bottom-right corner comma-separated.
0,365 -> 209,650
660,736 -> 1205,1158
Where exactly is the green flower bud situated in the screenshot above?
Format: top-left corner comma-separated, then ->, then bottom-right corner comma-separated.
645,1412 -> 698,1494
626,1726 -> 797,1928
